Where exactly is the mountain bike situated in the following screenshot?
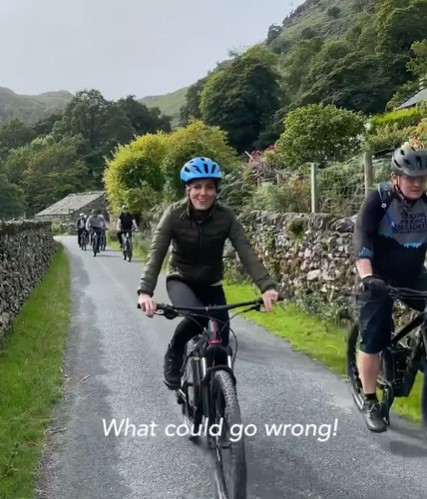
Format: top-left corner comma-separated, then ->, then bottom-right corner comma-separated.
138,298 -> 265,499
122,231 -> 133,262
81,230 -> 88,251
91,229 -> 100,257
347,285 -> 427,431
99,229 -> 107,251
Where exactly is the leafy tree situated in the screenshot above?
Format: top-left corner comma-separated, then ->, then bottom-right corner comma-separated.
21,136 -> 89,215
376,0 -> 427,82
276,103 -> 366,166
301,27 -> 316,40
200,45 -> 281,152
407,40 -> 427,79
280,38 -> 323,98
103,133 -> 169,214
327,6 -> 341,18
179,77 -> 208,126
0,119 -> 36,151
116,95 -> 171,134
266,24 -> 282,45
345,13 -> 377,54
299,52 -> 395,114
0,175 -> 25,219
32,112 -> 63,137
162,120 -> 238,199
59,89 -> 111,148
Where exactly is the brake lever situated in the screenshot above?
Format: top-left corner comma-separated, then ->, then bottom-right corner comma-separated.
136,303 -> 178,319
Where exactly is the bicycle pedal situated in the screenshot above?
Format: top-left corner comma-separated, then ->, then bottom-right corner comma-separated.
220,440 -> 231,449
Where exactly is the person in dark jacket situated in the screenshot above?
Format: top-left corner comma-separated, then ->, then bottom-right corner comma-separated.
353,143 -> 427,433
137,156 -> 279,389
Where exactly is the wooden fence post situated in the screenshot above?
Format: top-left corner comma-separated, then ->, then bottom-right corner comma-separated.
310,163 -> 319,213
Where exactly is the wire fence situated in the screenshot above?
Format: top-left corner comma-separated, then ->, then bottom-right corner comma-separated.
244,153 -> 393,218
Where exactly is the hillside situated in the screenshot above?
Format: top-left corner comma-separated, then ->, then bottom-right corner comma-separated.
139,0 -> 377,123
140,86 -> 188,128
0,87 -> 73,126
269,0 -> 375,52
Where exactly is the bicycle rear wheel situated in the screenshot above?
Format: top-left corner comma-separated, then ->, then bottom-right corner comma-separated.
211,370 -> 247,499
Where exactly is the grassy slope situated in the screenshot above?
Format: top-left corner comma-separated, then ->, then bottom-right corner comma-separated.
277,0 -> 372,46
140,86 -> 188,128
0,246 -> 71,498
0,87 -> 73,125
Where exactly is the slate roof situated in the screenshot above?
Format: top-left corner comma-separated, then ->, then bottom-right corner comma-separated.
35,191 -> 105,217
396,88 -> 427,109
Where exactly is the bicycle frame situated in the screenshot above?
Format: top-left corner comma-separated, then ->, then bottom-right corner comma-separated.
379,304 -> 427,404
368,286 -> 427,424
179,318 -> 236,431
137,299 -> 263,428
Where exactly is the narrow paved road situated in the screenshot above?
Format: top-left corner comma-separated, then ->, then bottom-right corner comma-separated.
37,236 -> 427,499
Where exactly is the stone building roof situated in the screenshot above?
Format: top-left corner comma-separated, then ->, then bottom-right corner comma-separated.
35,191 -> 105,217
396,88 -> 427,110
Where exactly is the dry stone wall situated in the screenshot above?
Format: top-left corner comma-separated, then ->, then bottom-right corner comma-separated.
0,221 -> 56,339
230,212 -> 357,319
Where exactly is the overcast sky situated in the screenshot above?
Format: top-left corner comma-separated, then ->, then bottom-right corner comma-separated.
0,0 -> 304,100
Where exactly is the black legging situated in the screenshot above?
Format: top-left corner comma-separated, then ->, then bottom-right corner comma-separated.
166,278 -> 230,353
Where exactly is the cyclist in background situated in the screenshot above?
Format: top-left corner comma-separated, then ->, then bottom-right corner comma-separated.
76,213 -> 87,247
99,212 -> 107,250
117,205 -> 138,249
86,209 -> 104,251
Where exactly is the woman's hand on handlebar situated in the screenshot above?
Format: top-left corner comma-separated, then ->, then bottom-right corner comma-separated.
262,288 -> 279,312
138,293 -> 157,317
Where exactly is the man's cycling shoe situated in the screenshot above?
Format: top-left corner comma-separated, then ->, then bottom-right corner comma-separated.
362,400 -> 387,433
163,344 -> 183,390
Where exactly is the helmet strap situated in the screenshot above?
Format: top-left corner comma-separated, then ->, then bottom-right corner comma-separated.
395,176 -> 417,207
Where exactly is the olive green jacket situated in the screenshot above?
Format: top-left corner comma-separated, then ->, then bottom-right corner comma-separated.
138,200 -> 277,296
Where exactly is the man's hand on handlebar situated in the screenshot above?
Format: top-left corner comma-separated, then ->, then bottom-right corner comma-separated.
138,293 -> 157,317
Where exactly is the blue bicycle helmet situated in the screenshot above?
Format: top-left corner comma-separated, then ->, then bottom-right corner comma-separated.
180,157 -> 222,184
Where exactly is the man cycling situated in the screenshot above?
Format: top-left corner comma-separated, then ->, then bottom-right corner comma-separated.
137,157 -> 279,389
75,213 -> 87,248
86,209 -> 104,253
117,205 -> 138,249
353,143 -> 427,433
98,212 -> 107,250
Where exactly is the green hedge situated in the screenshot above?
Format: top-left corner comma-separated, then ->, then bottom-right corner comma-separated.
370,107 -> 423,130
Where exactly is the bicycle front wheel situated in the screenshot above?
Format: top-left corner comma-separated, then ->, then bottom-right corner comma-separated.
92,235 -> 98,257
346,322 -> 365,411
126,240 -> 132,262
211,370 -> 247,499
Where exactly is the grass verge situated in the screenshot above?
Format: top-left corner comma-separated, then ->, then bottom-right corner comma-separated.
224,281 -> 424,424
0,245 -> 71,498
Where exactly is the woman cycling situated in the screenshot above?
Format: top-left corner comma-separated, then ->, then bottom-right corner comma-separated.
137,157 -> 279,389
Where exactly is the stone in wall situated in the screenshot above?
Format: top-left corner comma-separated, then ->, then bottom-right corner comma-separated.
0,221 -> 56,340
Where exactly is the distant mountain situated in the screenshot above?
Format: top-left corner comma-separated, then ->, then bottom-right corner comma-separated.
0,87 -> 74,125
140,86 -> 188,128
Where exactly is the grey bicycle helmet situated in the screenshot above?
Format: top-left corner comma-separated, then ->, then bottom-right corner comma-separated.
391,144 -> 427,176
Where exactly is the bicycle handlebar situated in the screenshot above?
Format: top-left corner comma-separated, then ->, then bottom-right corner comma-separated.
137,298 -> 265,319
386,285 -> 427,300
